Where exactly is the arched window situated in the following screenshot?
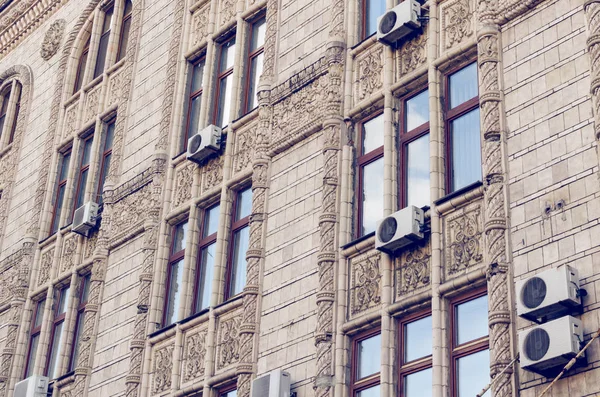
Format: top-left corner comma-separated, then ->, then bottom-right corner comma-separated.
0,80 -> 22,149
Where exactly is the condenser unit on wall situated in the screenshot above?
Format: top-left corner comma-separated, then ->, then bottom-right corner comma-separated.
187,124 -> 221,164
376,0 -> 422,45
516,265 -> 581,323
14,375 -> 49,397
519,315 -> 584,375
251,369 -> 291,397
72,201 -> 99,236
375,205 -> 424,254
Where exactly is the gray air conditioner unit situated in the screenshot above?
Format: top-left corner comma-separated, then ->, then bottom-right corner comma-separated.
251,369 -> 291,397
72,201 -> 99,236
516,265 -> 581,323
376,0 -> 422,45
375,205 -> 424,254
519,315 -> 583,375
14,375 -> 49,397
187,124 -> 221,164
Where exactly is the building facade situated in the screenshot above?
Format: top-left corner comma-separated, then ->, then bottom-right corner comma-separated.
0,0 -> 598,396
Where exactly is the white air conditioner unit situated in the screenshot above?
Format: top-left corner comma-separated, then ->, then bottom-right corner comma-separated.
72,201 -> 99,236
375,206 -> 424,254
516,265 -> 581,323
187,124 -> 221,164
519,315 -> 583,375
376,0 -> 422,45
14,375 -> 49,397
251,369 -> 291,397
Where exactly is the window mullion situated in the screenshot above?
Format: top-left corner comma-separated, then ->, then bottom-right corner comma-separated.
33,288 -> 54,377
55,275 -> 77,377
60,140 -> 81,229
228,26 -> 244,127
198,41 -> 216,128
106,0 -> 125,69
83,124 -> 102,205
83,10 -> 105,87
1,80 -> 18,147
181,205 -> 200,320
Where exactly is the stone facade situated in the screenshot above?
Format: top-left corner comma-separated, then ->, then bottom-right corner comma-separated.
0,0 -> 597,396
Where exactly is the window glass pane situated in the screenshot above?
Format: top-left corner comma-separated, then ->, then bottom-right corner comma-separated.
46,321 -> 64,378
216,74 -> 233,127
117,16 -> 131,61
81,138 -> 93,166
70,311 -> 85,371
74,43 -> 89,93
357,333 -> 380,379
223,390 -> 237,397
220,39 -> 236,72
51,184 -> 66,234
186,95 -> 202,143
81,275 -> 91,303
75,169 -> 89,210
190,62 -> 205,93
236,188 -> 252,221
362,114 -> 384,154
56,286 -> 70,314
404,315 -> 432,362
404,367 -> 432,397
251,18 -> 266,51
8,94 -> 19,144
60,152 -> 71,181
364,0 -> 386,38
124,0 -> 132,15
94,34 -> 110,78
164,259 -> 184,326
451,108 -> 481,192
406,90 -> 429,131
195,242 -> 216,312
361,158 -> 384,236
34,300 -> 45,327
247,52 -> 264,111
406,133 -> 430,208
102,8 -> 113,33
457,349 -> 490,397
456,294 -> 488,345
105,122 -> 115,150
450,63 -> 478,108
357,384 -> 380,397
230,225 -> 249,296
25,334 -> 39,378
0,115 -> 6,141
203,205 -> 220,237
98,153 -> 112,203
171,222 -> 188,254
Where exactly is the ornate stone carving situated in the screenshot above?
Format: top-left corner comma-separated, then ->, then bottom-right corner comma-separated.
216,314 -> 241,371
40,19 -> 66,60
172,162 -> 194,208
397,32 -> 427,77
107,68 -> 124,106
444,202 -> 483,276
60,235 -> 78,273
152,343 -> 174,394
586,1 -> 600,139
442,0 -> 474,49
0,244 -> 32,305
110,183 -> 152,241
84,230 -> 98,259
202,155 -> 224,192
63,102 -> 78,138
219,0 -> 236,27
191,5 -> 209,47
38,248 -> 54,286
84,85 -> 101,124
355,45 -> 384,102
233,124 -> 256,173
349,251 -> 381,317
396,243 -> 430,297
183,329 -> 208,382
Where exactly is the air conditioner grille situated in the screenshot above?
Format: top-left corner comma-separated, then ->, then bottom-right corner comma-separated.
73,206 -> 85,227
190,134 -> 202,153
378,217 -> 397,243
525,328 -> 550,361
379,12 -> 396,34
522,277 -> 547,309
251,375 -> 270,397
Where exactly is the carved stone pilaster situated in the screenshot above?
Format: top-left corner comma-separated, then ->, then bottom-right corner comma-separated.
585,0 -> 600,139
477,1 -> 514,396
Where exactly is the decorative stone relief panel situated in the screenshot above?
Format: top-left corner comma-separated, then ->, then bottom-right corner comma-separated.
60,235 -> 78,274
38,247 -> 55,286
396,32 -> 427,78
84,229 -> 98,260
84,85 -> 101,124
0,151 -> 14,186
443,201 -> 484,278
219,0 -> 236,27
348,251 -> 381,318
63,101 -> 79,139
172,162 -> 195,209
182,328 -> 208,383
107,68 -> 124,106
40,19 -> 66,61
0,248 -> 29,305
354,45 -> 384,104
201,155 -> 224,193
440,0 -> 475,50
396,242 -> 430,298
232,123 -> 257,173
152,343 -> 174,395
215,312 -> 241,371
110,183 -> 152,243
191,4 -> 210,48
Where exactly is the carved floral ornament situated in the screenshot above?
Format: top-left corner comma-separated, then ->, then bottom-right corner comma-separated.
172,162 -> 195,208
216,314 -> 241,370
349,251 -> 382,318
183,329 -> 208,382
355,45 -> 384,102
152,343 -> 174,394
192,5 -> 209,47
397,32 -> 427,77
444,202 -> 483,277
40,19 -> 66,60
396,242 -> 430,297
442,0 -> 474,49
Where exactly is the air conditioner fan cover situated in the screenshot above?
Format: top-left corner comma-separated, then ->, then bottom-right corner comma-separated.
524,328 -> 550,361
379,12 -> 397,34
521,277 -> 547,309
378,217 -> 397,243
190,134 -> 202,152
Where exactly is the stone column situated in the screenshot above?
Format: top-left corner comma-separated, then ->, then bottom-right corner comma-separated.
477,1 -> 516,396
585,1 -> 600,143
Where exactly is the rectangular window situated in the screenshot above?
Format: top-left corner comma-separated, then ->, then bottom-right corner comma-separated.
214,38 -> 236,128
226,187 -> 251,299
194,204 -> 220,313
116,0 -> 133,62
357,114 -> 384,237
74,37 -> 90,93
8,88 -> 20,144
72,135 -> 94,218
97,118 -> 115,204
0,87 -> 11,142
362,0 -> 386,40
219,386 -> 237,397
163,221 -> 188,327
50,150 -> 72,235
183,59 -> 205,152
24,299 -> 45,378
400,89 -> 430,209
446,62 -> 481,193
399,312 -> 433,397
46,286 -> 70,379
451,291 -> 490,397
69,274 -> 90,371
94,7 -> 113,79
350,329 -> 380,396
245,17 -> 266,113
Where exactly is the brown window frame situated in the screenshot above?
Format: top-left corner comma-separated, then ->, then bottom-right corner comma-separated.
356,112 -> 384,239
444,62 -> 480,194
243,14 -> 266,114
23,299 -> 45,378
0,86 -> 11,143
350,327 -> 381,396
50,149 -> 72,235
162,221 -> 188,327
68,274 -> 90,372
8,87 -> 21,145
116,0 -> 133,62
96,117 -> 116,204
224,187 -> 251,300
71,133 -> 95,220
397,310 -> 433,397
93,6 -> 114,79
193,203 -> 219,313
183,57 -> 206,152
449,287 -> 489,397
73,37 -> 91,94
213,36 -> 236,128
398,89 -> 430,209
45,285 -> 70,379
218,383 -> 237,397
